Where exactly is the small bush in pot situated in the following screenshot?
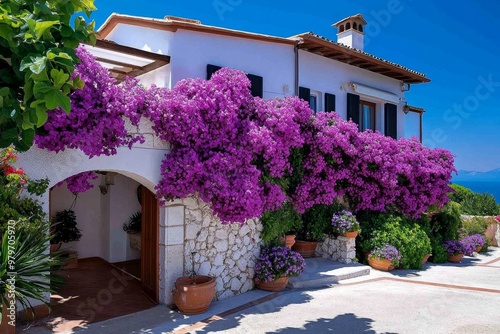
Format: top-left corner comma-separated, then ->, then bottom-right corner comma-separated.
261,202 -> 301,244
123,211 -> 141,234
460,234 -> 486,255
50,209 -> 82,244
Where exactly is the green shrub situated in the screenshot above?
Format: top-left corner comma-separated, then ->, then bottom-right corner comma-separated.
449,183 -> 499,216
427,202 -> 461,263
359,214 -> 431,270
459,216 -> 490,239
448,184 -> 474,203
298,203 -> 344,241
430,240 -> 449,263
261,202 -> 302,244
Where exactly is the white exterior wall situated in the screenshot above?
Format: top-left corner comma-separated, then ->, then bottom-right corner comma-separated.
168,30 -> 295,99
299,50 -> 406,138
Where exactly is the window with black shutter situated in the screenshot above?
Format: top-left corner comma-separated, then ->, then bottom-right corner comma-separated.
325,93 -> 336,112
384,103 -> 398,139
347,93 -> 360,125
207,64 -> 263,98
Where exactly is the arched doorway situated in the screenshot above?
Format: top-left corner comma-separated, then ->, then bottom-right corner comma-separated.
47,171 -> 159,330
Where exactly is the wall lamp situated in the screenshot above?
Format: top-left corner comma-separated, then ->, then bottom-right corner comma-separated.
99,173 -> 115,195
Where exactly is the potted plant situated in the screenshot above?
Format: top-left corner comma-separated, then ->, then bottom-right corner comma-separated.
123,211 -> 141,251
171,254 -> 216,315
261,202 -> 302,249
51,209 -> 82,269
460,234 -> 486,255
292,204 -> 333,257
330,210 -> 360,238
443,240 -> 465,263
367,244 -> 402,271
254,245 -> 306,291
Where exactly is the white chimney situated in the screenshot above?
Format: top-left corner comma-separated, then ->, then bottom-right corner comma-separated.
332,14 -> 367,51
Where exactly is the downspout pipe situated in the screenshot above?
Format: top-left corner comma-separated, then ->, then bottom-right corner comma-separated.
294,41 -> 302,96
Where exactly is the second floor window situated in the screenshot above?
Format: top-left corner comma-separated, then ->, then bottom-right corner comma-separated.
360,100 -> 376,131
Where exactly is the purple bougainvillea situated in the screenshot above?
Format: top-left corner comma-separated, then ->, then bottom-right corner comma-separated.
56,171 -> 98,194
35,46 -> 145,158
36,47 -> 457,222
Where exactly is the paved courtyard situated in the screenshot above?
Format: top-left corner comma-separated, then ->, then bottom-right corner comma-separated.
21,248 -> 500,334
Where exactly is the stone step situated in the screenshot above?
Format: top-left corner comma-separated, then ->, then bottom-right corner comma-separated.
288,257 -> 371,289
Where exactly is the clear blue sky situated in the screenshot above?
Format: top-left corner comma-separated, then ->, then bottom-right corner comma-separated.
89,0 -> 500,172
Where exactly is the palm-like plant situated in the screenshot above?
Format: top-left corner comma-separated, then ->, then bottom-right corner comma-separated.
0,220 -> 63,320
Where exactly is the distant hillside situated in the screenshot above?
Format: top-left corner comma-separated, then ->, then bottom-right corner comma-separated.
454,168 -> 500,182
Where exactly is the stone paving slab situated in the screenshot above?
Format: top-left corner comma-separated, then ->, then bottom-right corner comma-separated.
288,257 -> 370,289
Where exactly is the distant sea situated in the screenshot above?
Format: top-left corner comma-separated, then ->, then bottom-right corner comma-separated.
452,180 -> 500,203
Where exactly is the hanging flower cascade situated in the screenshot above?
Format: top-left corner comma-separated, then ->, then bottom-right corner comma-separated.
35,47 -> 146,158
55,171 -> 98,194
35,47 -> 456,223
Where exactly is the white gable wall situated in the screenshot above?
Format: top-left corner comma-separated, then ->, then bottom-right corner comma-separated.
169,30 -> 295,99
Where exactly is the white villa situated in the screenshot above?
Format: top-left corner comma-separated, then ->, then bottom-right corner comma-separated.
19,13 -> 430,316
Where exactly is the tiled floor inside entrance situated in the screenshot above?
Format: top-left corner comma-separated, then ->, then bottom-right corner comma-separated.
29,257 -> 155,333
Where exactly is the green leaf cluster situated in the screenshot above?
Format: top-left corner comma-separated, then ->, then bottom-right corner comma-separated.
261,202 -> 302,244
0,0 -> 96,150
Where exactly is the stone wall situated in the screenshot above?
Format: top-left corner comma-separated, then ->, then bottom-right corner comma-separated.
315,236 -> 356,264
181,196 -> 263,300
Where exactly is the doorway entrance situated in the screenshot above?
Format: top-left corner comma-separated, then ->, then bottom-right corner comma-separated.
45,172 -> 160,330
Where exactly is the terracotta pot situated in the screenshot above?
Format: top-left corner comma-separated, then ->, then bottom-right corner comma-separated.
292,240 -> 318,258
342,231 -> 359,239
1,298 -> 15,334
255,276 -> 289,292
280,235 -> 296,249
422,254 -> 431,265
172,275 -> 216,315
448,253 -> 464,263
367,257 -> 395,271
50,243 -> 61,253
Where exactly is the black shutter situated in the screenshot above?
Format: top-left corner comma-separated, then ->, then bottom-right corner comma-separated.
325,93 -> 336,112
299,86 -> 310,103
247,73 -> 263,98
207,64 -> 222,79
347,93 -> 360,125
384,103 -> 398,139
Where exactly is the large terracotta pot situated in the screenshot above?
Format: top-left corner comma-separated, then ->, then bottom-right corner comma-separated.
448,253 -> 464,263
422,254 -> 431,265
367,257 -> 395,271
342,231 -> 359,239
172,275 -> 216,315
283,235 -> 296,249
255,276 -> 289,292
1,298 -> 15,334
292,240 -> 318,258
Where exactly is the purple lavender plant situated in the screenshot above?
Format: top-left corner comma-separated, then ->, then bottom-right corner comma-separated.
254,245 -> 306,283
460,234 -> 486,255
443,240 -> 465,256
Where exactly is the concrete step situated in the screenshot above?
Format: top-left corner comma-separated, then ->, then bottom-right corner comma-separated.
288,257 -> 371,289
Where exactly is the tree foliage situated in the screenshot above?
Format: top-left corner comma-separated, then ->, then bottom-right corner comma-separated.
0,0 -> 96,150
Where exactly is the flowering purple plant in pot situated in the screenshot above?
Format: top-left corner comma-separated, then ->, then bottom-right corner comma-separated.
330,210 -> 360,237
443,240 -> 465,256
254,245 -> 305,291
460,234 -> 486,255
369,244 -> 402,267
